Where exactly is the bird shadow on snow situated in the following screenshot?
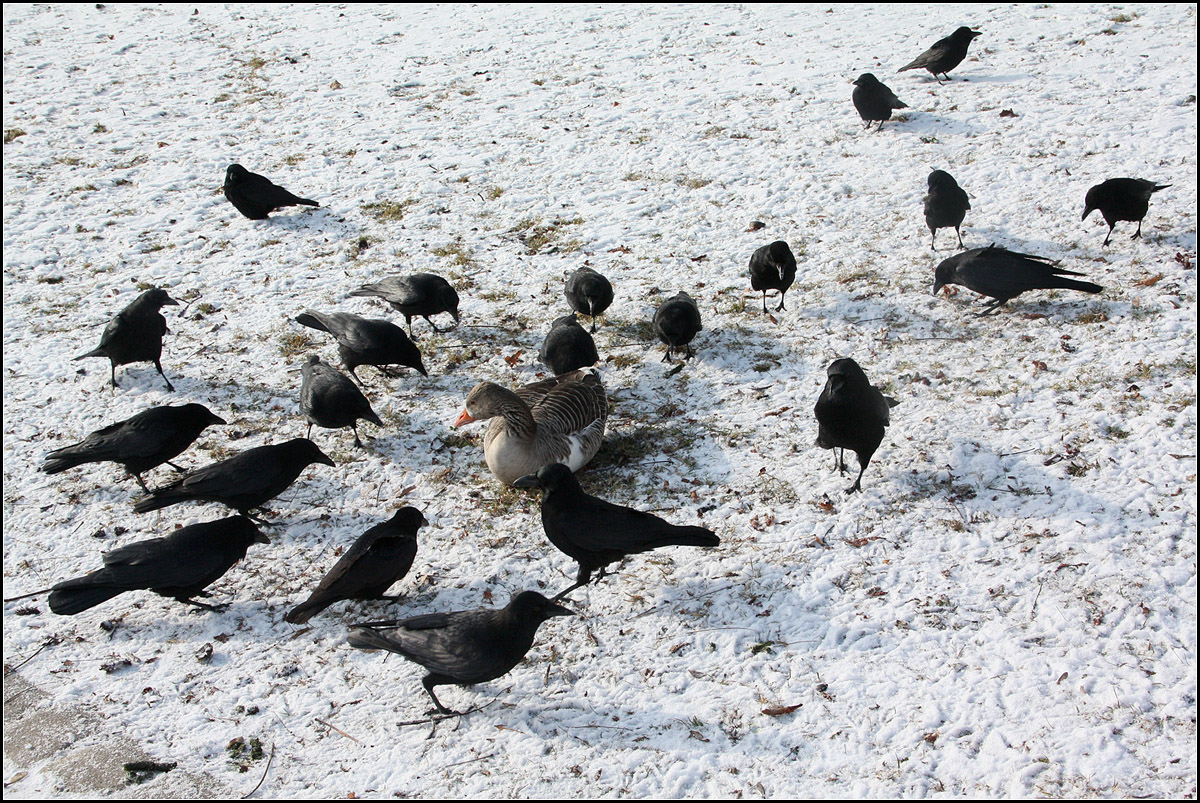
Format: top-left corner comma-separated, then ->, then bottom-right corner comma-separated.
903,433 -> 1118,527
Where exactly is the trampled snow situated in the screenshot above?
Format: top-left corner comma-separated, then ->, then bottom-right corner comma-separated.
3,3 -> 1195,798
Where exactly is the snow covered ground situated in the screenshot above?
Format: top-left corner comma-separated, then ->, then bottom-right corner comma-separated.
3,3 -> 1195,797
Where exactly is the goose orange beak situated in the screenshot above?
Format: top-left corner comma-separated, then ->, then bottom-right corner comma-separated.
452,409 -> 475,428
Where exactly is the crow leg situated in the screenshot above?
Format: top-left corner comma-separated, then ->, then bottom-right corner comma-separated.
422,678 -> 459,716
955,227 -> 964,249
1132,221 -> 1143,240
154,359 -> 174,392
131,473 -> 150,493
240,508 -> 281,527
846,464 -> 867,494
775,292 -> 786,312
352,425 -> 364,449
179,597 -> 228,613
1103,225 -> 1114,247
762,292 -> 769,314
976,299 -> 1005,316
306,422 -> 313,440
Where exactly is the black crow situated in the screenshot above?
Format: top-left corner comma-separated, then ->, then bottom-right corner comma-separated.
514,463 -> 719,599
300,355 -> 383,448
74,288 -> 179,391
132,438 -> 334,521
285,507 -> 426,624
42,403 -> 225,492
294,310 -> 428,386
539,313 -> 599,376
347,590 -> 574,715
223,163 -> 319,220
653,291 -> 702,362
563,267 -> 614,332
748,240 -> 798,313
898,26 -> 982,83
48,516 -> 267,615
852,73 -> 908,130
1082,178 -> 1171,246
924,170 -> 971,250
814,358 -> 899,494
933,244 -> 1102,315
349,273 -> 460,337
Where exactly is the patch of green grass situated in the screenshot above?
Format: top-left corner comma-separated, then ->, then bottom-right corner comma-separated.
278,331 -> 314,359
511,215 -> 585,255
361,199 -> 415,222
430,239 -> 478,271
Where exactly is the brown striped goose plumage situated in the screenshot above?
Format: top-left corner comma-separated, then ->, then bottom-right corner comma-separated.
453,368 -> 607,485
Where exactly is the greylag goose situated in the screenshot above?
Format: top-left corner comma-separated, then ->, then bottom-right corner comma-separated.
452,368 -> 607,485
564,267 -> 614,332
748,240 -> 798,313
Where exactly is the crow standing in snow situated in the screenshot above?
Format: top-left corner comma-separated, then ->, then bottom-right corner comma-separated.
48,516 -> 267,615
653,291 -> 703,362
42,403 -> 225,492
132,437 -> 334,521
748,240 -> 798,313
347,590 -> 574,715
852,73 -> 908,130
514,462 -> 720,599
924,170 -> 971,250
349,274 -> 460,337
285,507 -> 426,624
932,244 -> 1102,315
539,313 -> 599,376
814,358 -> 899,494
223,163 -> 319,220
564,267 -> 614,332
74,288 -> 179,391
300,355 -> 384,448
1082,178 -> 1171,246
898,26 -> 982,83
294,310 -> 428,387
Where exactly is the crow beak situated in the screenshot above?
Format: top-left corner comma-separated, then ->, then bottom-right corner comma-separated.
452,409 -> 474,428
546,601 -> 576,618
164,295 -> 180,306
932,281 -> 944,296
512,473 -> 542,489
1081,206 -> 1093,222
